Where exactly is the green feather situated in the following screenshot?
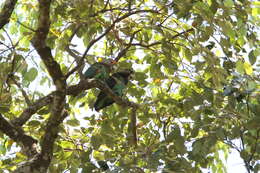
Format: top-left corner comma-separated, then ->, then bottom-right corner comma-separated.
94,70 -> 133,111
84,63 -> 111,80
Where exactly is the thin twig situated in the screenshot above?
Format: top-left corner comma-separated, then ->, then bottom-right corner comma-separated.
16,20 -> 36,32
114,29 -> 141,62
9,74 -> 32,105
65,9 -> 160,78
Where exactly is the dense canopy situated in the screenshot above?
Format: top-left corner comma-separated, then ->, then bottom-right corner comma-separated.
0,0 -> 259,172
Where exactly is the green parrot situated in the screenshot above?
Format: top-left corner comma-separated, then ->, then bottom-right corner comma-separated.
94,69 -> 134,111
84,59 -> 117,80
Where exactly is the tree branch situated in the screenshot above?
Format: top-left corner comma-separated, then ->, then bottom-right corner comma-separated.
0,0 -> 18,29
0,114 -> 38,157
66,24 -> 86,79
8,74 -> 32,106
27,0 -> 67,171
128,107 -> 138,146
31,0 -> 65,89
16,20 -> 36,32
94,80 -> 139,108
131,28 -> 194,48
11,94 -> 53,126
11,77 -> 138,128
65,9 -> 159,78
114,29 -> 141,62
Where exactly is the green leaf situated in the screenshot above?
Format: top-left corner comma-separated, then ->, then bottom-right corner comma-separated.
246,117 -> 260,129
0,34 -> 5,41
243,62 -> 253,75
91,135 -> 103,150
224,0 -> 234,7
0,144 -> 6,155
240,150 -> 250,160
184,48 -> 192,62
23,67 -> 38,82
66,118 -> 80,127
81,163 -> 96,172
27,120 -> 41,127
249,50 -> 256,65
235,60 -> 244,74
38,107 -> 50,115
0,105 -> 10,113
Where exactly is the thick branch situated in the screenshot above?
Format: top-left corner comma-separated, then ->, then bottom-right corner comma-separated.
12,78 -> 138,127
67,79 -> 139,110
0,114 -> 38,157
0,0 -> 18,29
11,94 -> 53,126
31,0 -> 65,88
28,0 -> 67,171
38,106 -> 67,168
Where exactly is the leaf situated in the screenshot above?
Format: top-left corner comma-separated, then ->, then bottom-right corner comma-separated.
0,144 -> 6,155
235,60 -> 244,74
27,120 -> 41,127
23,67 -> 38,82
60,141 -> 73,148
0,105 -> 10,113
81,163 -> 96,172
93,150 -> 104,160
243,62 -> 253,75
38,107 -> 50,115
0,34 -> 5,41
184,48 -> 192,62
62,151 -> 73,159
249,50 -> 256,65
66,118 -> 80,127
219,21 -> 235,41
246,117 -> 260,129
240,150 -> 250,160
224,0 -> 234,7
91,135 -> 103,150
216,128 -> 225,139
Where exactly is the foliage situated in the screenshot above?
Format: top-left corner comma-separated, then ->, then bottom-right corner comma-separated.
0,0 -> 259,172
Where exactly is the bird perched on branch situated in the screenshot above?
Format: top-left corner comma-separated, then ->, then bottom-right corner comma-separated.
94,69 -> 134,111
84,58 -> 117,80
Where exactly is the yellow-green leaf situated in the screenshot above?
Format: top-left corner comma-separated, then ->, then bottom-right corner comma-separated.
244,62 -> 253,75
235,60 -> 244,74
24,67 -> 38,82
224,0 -> 234,7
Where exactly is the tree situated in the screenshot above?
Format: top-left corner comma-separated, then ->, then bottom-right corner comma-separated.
0,0 -> 259,172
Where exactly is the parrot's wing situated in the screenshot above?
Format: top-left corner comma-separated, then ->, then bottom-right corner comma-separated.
84,63 -> 101,78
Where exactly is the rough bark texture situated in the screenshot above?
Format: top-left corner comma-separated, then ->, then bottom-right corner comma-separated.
0,0 -> 18,29
0,114 -> 38,157
14,0 -> 67,172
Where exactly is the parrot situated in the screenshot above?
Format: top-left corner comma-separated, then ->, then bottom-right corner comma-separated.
94,69 -> 134,111
84,58 -> 117,80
